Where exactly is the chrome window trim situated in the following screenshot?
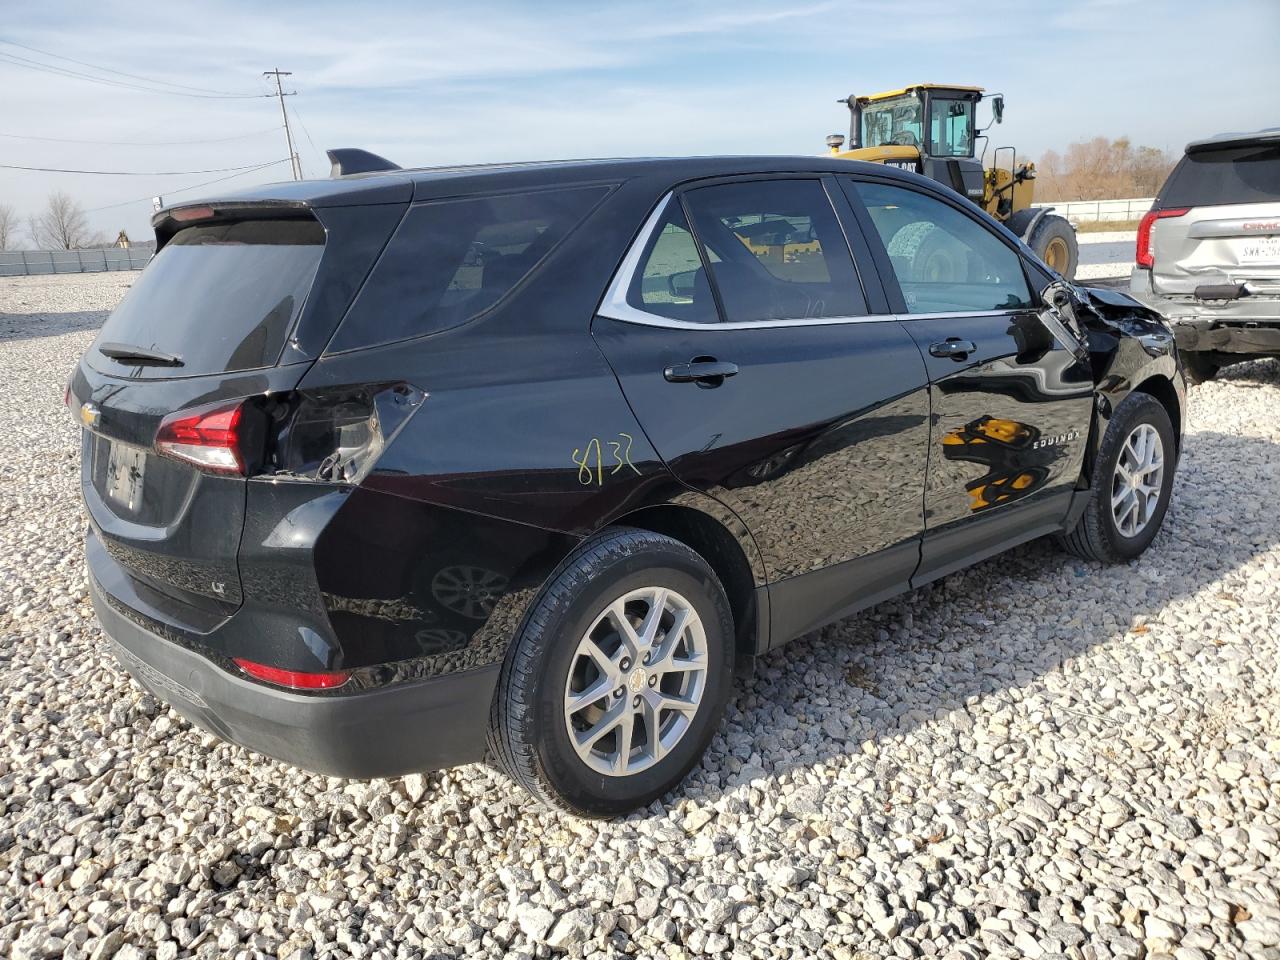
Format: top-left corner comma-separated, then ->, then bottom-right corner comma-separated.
595,189 -> 1040,331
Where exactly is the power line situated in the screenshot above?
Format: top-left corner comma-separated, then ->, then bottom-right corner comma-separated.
0,160 -> 288,176
86,159 -> 294,213
288,101 -> 322,178
0,127 -> 280,147
0,49 -> 271,99
0,37 -> 264,97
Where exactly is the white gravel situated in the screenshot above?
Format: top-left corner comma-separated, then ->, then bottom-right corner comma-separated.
2,272 -> 1279,960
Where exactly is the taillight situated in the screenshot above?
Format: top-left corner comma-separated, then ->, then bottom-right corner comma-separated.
153,384 -> 423,481
1136,208 -> 1188,269
155,401 -> 247,474
270,384 -> 424,483
233,657 -> 351,690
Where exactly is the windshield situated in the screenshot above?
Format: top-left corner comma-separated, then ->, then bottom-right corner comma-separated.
92,218 -> 324,378
861,95 -> 923,149
928,97 -> 975,157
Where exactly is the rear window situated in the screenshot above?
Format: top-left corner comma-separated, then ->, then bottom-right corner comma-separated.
1160,145 -> 1280,208
327,185 -> 610,352
92,218 -> 324,377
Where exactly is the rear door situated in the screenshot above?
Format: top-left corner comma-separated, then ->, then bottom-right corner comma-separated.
842,176 -> 1095,582
593,176 -> 932,643
1150,139 -> 1280,300
72,206 -> 402,618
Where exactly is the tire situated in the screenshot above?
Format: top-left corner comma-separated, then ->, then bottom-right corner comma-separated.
1058,392 -> 1176,563
488,527 -> 735,818
1027,214 -> 1079,280
1181,351 -> 1220,385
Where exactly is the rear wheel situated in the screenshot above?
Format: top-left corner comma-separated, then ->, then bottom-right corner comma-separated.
1059,392 -> 1175,563
488,528 -> 734,817
1181,351 -> 1220,385
1027,214 -> 1079,280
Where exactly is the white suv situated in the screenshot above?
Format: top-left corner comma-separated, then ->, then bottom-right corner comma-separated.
1130,128 -> 1280,382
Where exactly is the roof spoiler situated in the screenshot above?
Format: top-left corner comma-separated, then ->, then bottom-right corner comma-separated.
1186,128 -> 1280,154
326,148 -> 402,177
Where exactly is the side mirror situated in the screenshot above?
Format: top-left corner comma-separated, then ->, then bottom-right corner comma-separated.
991,95 -> 1004,124
668,269 -> 699,301
1039,280 -> 1090,359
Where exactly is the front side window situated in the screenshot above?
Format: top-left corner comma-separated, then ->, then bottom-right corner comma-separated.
861,96 -> 923,150
682,179 -> 866,323
852,180 -> 1033,314
928,98 -> 974,158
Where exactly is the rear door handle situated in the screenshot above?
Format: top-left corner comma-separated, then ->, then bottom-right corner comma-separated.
929,338 -> 977,360
663,360 -> 739,386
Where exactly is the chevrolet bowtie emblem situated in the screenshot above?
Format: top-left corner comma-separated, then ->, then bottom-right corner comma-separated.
79,402 -> 101,428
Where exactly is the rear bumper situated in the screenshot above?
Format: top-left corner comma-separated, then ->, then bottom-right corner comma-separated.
90,573 -> 498,779
1130,268 -> 1280,355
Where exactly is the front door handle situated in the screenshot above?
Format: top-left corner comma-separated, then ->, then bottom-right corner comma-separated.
663,360 -> 739,386
929,338 -> 977,360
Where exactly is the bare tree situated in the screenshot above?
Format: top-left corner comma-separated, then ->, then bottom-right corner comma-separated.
28,191 -> 93,249
0,203 -> 17,250
1035,138 -> 1176,202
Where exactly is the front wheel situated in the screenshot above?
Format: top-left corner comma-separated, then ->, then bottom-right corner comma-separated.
1059,392 -> 1176,563
488,528 -> 734,817
1027,214 -> 1079,280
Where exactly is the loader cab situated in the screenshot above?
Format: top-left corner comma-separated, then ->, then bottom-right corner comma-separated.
843,85 -> 988,205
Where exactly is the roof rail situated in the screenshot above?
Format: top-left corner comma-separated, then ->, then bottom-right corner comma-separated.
326,148 -> 402,178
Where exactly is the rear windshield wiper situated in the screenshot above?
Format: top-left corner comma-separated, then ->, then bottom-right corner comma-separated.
98,342 -> 185,367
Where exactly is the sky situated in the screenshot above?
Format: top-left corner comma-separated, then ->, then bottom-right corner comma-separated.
2,0 -> 1277,242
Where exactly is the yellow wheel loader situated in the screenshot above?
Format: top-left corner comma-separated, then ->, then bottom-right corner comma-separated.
826,84 -> 1078,279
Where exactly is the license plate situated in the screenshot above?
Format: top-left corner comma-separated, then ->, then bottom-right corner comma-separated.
1239,235 -> 1280,264
106,443 -> 147,512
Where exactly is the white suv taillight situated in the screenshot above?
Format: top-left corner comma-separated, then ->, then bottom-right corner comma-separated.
1135,207 -> 1188,269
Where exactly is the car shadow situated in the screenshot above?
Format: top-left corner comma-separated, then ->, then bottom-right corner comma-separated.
667,422 -> 1280,810
0,309 -> 109,345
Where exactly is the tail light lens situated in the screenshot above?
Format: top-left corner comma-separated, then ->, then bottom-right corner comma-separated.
1135,208 -> 1188,269
153,384 -> 423,482
233,657 -> 352,690
155,401 -> 249,474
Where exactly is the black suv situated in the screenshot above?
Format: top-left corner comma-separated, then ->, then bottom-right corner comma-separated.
71,154 -> 1184,817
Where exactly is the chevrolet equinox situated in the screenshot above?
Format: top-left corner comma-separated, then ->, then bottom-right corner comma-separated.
71,152 -> 1185,816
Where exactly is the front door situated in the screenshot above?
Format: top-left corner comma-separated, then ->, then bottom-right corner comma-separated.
593,176 -> 932,643
844,177 -> 1096,582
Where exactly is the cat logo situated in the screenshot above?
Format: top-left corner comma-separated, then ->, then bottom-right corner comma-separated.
79,402 -> 101,428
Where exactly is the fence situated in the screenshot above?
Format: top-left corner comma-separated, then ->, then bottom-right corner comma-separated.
0,247 -> 153,277
1030,197 -> 1154,223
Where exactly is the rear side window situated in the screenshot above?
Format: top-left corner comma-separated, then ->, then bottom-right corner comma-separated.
852,180 -> 1033,313
328,185 -> 609,352
92,218 -> 323,377
1160,145 -> 1280,208
682,179 -> 867,323
627,204 -> 719,324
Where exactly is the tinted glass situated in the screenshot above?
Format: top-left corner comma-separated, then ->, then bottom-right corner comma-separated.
93,218 -> 323,377
683,179 -> 866,323
628,204 -> 719,324
854,181 -> 1033,313
328,185 -> 609,352
1160,145 -> 1280,208
928,98 -> 974,158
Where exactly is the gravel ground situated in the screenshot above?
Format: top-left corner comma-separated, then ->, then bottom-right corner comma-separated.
1,272 -> 1279,960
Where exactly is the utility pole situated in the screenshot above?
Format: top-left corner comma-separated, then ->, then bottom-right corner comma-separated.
263,68 -> 300,180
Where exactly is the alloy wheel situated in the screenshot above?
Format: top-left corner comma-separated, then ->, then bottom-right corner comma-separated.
1111,423 -> 1165,538
563,586 -> 708,777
